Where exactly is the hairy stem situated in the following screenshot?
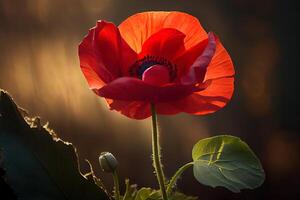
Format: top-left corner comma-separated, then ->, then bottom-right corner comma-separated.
112,170 -> 120,200
151,103 -> 168,200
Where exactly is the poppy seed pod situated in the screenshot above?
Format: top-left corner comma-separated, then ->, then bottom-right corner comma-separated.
99,152 -> 118,173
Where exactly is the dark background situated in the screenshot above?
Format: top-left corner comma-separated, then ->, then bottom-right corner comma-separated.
0,0 -> 299,199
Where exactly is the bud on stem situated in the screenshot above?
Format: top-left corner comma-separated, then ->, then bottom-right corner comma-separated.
99,152 -> 120,200
99,152 -> 118,173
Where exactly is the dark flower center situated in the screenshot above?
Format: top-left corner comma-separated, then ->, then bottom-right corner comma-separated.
138,59 -> 159,77
130,56 -> 177,81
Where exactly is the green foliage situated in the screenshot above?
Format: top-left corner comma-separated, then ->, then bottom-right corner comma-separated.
0,90 -> 110,199
122,179 -> 137,200
192,135 -> 265,192
122,180 -> 198,200
135,187 -> 160,200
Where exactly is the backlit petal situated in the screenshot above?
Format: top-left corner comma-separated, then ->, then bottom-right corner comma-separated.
96,77 -> 206,103
119,11 -> 207,53
173,38 -> 208,78
171,77 -> 234,114
204,37 -> 235,80
180,32 -> 216,85
108,99 -> 151,119
79,20 -> 137,90
139,28 -> 185,60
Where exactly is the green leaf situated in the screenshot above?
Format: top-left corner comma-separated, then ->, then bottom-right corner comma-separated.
192,135 -> 265,193
0,90 -> 110,199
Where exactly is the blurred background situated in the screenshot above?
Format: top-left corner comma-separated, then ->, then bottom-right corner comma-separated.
0,0 -> 299,199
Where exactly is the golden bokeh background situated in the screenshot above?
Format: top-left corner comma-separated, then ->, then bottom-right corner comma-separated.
0,0 -> 299,199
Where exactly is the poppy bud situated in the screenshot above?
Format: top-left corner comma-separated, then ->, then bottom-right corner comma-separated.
99,152 -> 118,173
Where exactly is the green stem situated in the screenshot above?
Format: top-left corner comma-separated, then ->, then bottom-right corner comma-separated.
166,162 -> 194,195
112,170 -> 120,200
151,103 -> 168,200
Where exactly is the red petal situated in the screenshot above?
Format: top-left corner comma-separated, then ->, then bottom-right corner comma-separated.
107,99 -> 182,119
81,65 -> 106,89
204,37 -> 235,80
119,11 -> 207,53
139,28 -> 185,60
79,20 -> 137,89
103,77 -> 230,119
108,100 -> 182,119
180,32 -> 216,85
173,38 -> 208,78
96,77 -> 205,103
108,100 -> 151,119
170,35 -> 235,115
171,77 -> 234,114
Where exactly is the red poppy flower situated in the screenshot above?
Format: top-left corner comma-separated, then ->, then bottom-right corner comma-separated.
79,11 -> 235,119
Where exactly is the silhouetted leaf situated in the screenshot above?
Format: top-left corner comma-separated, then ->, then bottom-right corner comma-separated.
192,135 -> 265,192
0,89 -> 110,200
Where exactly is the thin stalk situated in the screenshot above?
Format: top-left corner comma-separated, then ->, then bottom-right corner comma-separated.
166,162 -> 194,195
112,170 -> 120,200
151,103 -> 168,200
